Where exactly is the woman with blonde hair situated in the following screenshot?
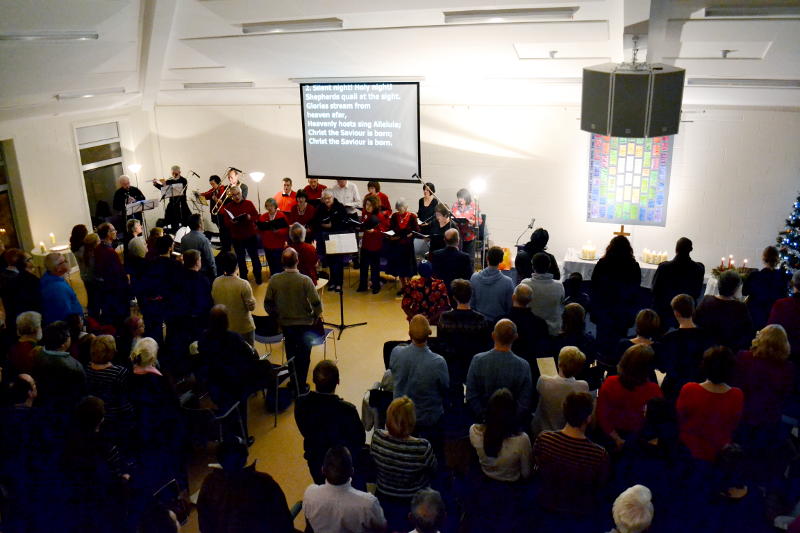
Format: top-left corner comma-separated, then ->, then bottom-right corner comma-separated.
734,325 -> 794,453
370,396 -> 436,501
86,335 -> 134,442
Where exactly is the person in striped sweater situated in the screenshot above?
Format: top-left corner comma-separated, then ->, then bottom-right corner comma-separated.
533,391 -> 610,516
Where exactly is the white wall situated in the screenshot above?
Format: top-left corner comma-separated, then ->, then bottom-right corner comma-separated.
1,102 -> 797,271
154,103 -> 800,271
0,106 -> 163,249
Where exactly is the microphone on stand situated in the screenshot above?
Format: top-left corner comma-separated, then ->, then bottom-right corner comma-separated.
191,171 -> 200,179
229,166 -> 243,174
515,217 -> 536,247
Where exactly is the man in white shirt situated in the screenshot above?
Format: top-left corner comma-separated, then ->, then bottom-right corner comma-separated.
303,446 -> 387,533
330,179 -> 361,215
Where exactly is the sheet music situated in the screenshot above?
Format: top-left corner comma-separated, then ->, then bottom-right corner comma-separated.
326,233 -> 358,254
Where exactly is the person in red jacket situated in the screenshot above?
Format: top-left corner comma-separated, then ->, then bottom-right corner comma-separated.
677,346 -> 743,463
363,180 -> 391,214
596,344 -> 662,452
257,197 -> 289,277
303,177 -> 327,206
358,196 -> 389,294
289,189 -> 316,243
288,223 -> 318,284
222,186 -> 262,284
94,222 -> 129,327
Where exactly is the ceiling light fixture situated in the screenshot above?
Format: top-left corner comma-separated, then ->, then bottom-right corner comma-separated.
443,7 -> 579,24
0,30 -> 98,41
242,17 -> 343,34
687,78 -> 800,88
56,87 -> 125,100
183,82 -> 255,89
704,5 -> 800,17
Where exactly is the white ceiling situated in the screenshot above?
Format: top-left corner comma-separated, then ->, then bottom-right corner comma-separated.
1,0 -> 799,120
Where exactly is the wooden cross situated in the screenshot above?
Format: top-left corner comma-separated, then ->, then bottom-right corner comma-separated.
613,224 -> 631,237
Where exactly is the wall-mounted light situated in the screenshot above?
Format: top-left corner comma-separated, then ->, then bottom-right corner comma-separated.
127,164 -> 142,173
242,17 -> 343,34
183,82 -> 255,90
469,178 -> 487,197
444,7 -> 578,24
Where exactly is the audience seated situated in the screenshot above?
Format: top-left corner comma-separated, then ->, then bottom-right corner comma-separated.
400,261 -> 451,324
590,236 -> 642,350
370,397 -> 437,501
531,346 -> 588,437
40,252 -> 83,326
466,319 -> 533,422
32,320 -> 86,413
409,489 -> 446,533
651,237 -> 705,330
609,484 -> 653,533
769,270 -> 800,361
596,345 -> 662,452
533,392 -> 610,515
469,388 -> 532,482
211,251 -> 256,347
695,269 -> 754,352
7,311 -> 42,375
437,279 -> 493,393
744,246 -> 791,331
657,294 -> 714,402
295,360 -> 365,484
86,335 -> 134,445
431,229 -> 473,297
469,246 -> 513,322
390,315 -> 449,446
197,437 -> 295,533
303,446 -> 386,533
520,252 -> 565,335
677,346 -> 743,463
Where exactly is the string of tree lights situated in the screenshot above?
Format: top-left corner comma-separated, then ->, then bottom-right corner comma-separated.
777,192 -> 800,272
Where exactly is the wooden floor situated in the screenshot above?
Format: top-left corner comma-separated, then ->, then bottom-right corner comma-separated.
69,266 -> 557,531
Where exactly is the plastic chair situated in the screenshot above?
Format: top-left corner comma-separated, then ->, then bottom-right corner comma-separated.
265,356 -> 298,427
383,340 -> 409,369
309,327 -> 337,360
253,314 -> 284,360
182,400 -> 246,446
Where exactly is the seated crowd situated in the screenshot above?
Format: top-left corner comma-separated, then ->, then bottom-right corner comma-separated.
0,192 -> 799,533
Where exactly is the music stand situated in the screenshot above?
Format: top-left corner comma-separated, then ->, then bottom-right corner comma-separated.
323,232 -> 367,339
126,199 -> 158,234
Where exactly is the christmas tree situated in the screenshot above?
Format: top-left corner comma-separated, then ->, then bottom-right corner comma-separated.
777,192 -> 800,272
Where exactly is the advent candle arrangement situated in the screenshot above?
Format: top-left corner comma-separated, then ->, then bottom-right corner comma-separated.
717,255 -> 750,273
642,249 -> 668,265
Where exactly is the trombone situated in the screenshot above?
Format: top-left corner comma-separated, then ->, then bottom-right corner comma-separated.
210,184 -> 233,215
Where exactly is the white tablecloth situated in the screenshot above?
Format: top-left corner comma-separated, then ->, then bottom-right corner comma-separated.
562,252 -> 659,288
30,246 -> 78,277
703,276 -> 744,300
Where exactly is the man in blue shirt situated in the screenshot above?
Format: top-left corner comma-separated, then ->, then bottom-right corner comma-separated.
466,319 -> 533,422
469,246 -> 514,322
40,253 -> 83,326
390,314 -> 449,434
181,213 -> 217,280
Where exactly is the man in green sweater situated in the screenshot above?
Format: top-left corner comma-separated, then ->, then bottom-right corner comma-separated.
265,248 -> 323,394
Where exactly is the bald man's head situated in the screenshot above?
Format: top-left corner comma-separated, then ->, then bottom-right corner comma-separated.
493,319 -> 518,347
281,247 -> 299,268
444,228 -> 460,247
409,314 -> 432,344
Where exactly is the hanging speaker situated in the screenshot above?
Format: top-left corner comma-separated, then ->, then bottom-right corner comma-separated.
581,63 -> 685,137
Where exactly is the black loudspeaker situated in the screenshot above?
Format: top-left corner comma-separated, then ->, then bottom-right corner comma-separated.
581,63 -> 685,137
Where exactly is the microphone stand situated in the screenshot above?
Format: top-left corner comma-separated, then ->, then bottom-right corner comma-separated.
410,173 -> 453,217
515,218 -> 536,249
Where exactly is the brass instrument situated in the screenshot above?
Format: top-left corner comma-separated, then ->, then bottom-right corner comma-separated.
210,185 -> 233,215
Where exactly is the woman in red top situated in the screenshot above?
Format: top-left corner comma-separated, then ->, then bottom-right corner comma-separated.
596,344 -> 663,451
363,180 -> 391,213
450,188 -> 481,258
288,190 -> 316,243
387,198 -> 419,295
358,196 -> 389,294
257,197 -> 289,276
677,346 -> 743,462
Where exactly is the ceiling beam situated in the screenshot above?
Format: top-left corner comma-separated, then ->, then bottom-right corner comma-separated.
139,0 -> 178,108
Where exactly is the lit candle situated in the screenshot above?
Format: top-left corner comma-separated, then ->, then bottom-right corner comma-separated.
49,232 -> 56,245
743,259 -> 748,269
728,254 -> 733,269
720,257 -> 725,269
39,241 -> 46,253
